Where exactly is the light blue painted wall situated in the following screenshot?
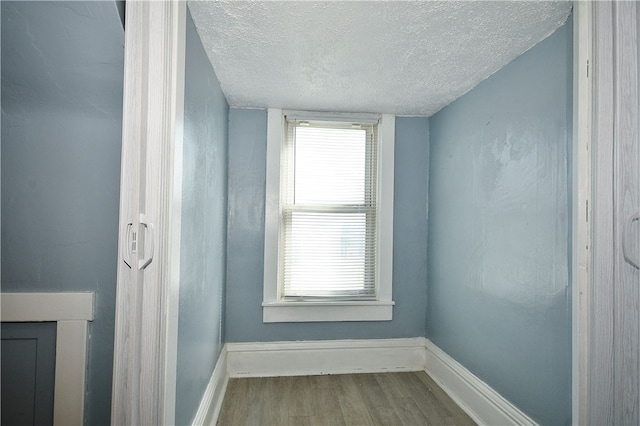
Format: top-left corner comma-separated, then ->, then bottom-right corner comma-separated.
427,18 -> 573,426
175,8 -> 229,426
1,2 -> 124,425
226,110 -> 429,342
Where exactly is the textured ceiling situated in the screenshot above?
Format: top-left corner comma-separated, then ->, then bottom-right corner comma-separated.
188,1 -> 572,116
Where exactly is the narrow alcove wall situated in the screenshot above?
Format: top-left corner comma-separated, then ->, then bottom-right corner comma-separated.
427,17 -> 573,425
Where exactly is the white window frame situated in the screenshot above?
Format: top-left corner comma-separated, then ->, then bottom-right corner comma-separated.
263,109 -> 395,322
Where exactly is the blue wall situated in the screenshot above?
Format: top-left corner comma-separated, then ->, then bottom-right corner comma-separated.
1,2 -> 124,424
226,110 -> 429,342
175,9 -> 229,426
427,19 -> 572,426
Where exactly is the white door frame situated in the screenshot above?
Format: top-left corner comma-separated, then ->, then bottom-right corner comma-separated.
572,1 -> 593,425
111,1 -> 186,424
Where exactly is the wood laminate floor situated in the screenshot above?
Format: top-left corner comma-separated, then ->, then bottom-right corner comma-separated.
217,371 -> 476,426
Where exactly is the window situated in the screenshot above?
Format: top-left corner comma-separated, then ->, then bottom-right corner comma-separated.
263,109 -> 395,322
283,119 -> 377,299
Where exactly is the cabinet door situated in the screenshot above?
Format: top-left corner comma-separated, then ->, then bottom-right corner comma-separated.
1,323 -> 56,426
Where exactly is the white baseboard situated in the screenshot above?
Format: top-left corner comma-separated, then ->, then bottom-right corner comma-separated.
195,338 -> 537,426
192,346 -> 229,426
424,340 -> 537,426
226,338 -> 427,377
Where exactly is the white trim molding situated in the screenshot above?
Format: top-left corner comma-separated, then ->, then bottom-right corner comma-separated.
262,300 -> 394,323
192,347 -> 229,426
572,1 -> 593,424
208,337 -> 537,426
262,109 -> 396,323
1,292 -> 95,426
424,340 -> 537,426
1,292 -> 94,321
226,338 -> 425,378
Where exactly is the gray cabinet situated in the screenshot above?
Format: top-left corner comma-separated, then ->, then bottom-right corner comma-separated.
1,322 -> 56,426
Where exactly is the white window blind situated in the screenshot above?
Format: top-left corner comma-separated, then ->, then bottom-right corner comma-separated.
281,118 -> 378,299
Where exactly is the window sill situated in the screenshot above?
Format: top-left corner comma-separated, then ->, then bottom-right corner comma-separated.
262,300 -> 394,323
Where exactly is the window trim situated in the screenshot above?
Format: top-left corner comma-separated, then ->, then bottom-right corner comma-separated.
263,109 -> 395,322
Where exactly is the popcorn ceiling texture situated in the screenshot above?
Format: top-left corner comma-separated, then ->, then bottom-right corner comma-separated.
187,1 -> 571,116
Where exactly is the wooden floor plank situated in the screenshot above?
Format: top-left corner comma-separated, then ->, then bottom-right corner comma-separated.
244,378 -> 264,425
415,372 -> 476,425
288,415 -> 313,425
287,376 -> 315,417
375,373 -> 428,425
333,374 -> 376,426
313,388 -> 347,425
216,377 -> 241,425
259,376 -> 290,425
309,374 -> 334,390
350,374 -> 403,425
217,372 -> 475,426
394,371 -> 452,422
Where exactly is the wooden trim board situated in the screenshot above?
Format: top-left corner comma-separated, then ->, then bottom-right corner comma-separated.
424,340 -> 537,426
192,347 -> 229,426
226,338 -> 427,378
54,320 -> 88,426
1,292 -> 95,426
572,2 -> 593,424
1,292 -> 94,321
